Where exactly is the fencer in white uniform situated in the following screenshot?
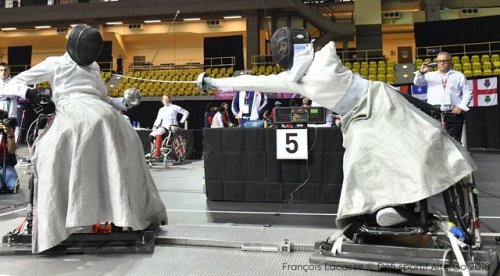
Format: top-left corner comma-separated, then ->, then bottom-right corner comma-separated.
0,24 -> 167,253
201,27 -> 475,230
149,95 -> 189,157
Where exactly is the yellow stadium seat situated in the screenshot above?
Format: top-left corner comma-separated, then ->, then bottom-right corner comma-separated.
378,67 -> 386,75
482,62 -> 492,71
387,61 -> 395,68
483,69 -> 493,76
462,63 -> 472,72
386,74 -> 395,84
491,54 -> 500,63
377,74 -> 386,82
494,68 -> 500,75
378,60 -> 386,68
415,59 -> 423,68
361,62 -> 369,69
493,61 -> 500,69
369,61 -> 377,69
352,62 -> 360,70
461,56 -> 470,64
368,68 -> 377,76
344,62 -> 352,69
472,62 -> 481,71
471,55 -> 480,64
453,64 -> 462,72
451,56 -> 460,64
473,69 -> 482,77
463,70 -> 472,77
368,75 -> 377,81
360,68 -> 369,76
481,55 -> 490,63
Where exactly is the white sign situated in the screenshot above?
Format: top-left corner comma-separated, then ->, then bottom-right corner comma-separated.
276,129 -> 308,160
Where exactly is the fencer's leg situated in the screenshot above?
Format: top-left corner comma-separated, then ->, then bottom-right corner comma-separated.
153,135 -> 163,157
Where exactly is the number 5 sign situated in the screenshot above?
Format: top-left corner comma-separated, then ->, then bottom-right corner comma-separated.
276,129 -> 308,160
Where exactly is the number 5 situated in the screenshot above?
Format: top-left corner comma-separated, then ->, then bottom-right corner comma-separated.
286,133 -> 298,153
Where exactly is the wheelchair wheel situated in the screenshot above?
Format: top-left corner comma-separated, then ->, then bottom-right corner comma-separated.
171,133 -> 188,162
443,180 -> 478,245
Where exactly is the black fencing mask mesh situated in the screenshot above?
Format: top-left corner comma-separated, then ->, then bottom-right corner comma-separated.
67,24 -> 103,66
270,27 -> 310,70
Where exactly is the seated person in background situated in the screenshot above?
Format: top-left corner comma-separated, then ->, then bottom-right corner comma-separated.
211,102 -> 233,128
263,100 -> 282,127
301,96 -> 311,107
231,70 -> 268,127
0,110 -> 18,193
149,95 -> 189,157
203,103 -> 217,128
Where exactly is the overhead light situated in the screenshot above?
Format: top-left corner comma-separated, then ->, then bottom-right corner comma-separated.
70,24 -> 78,27
106,21 -> 123,25
223,15 -> 242,19
35,25 -> 51,29
1,27 -> 17,31
183,18 -> 201,21
144,20 -> 161,23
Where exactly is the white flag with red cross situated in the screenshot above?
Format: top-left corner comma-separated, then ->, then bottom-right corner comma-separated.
469,77 -> 498,107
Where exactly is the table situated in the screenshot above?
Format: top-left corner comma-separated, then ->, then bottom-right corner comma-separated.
203,127 -> 345,203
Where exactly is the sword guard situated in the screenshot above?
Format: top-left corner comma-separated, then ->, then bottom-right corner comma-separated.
196,72 -> 210,95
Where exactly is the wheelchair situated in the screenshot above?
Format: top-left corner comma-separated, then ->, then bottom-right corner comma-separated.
145,123 -> 189,166
319,92 -> 482,253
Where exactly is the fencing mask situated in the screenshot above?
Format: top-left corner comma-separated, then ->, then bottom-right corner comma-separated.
270,27 -> 311,70
67,24 -> 103,66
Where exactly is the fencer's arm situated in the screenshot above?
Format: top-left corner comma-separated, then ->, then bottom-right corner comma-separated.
1,59 -> 54,98
207,73 -> 300,94
177,107 -> 189,124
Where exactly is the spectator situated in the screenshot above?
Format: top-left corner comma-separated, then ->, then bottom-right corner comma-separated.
203,103 -> 217,128
149,95 -> 189,157
0,110 -> 18,193
0,63 -> 18,138
211,102 -> 233,128
413,52 -> 472,141
301,97 -> 311,107
116,54 -> 123,75
231,71 -> 268,127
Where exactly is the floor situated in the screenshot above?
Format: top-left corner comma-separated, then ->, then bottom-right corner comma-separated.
0,147 -> 499,275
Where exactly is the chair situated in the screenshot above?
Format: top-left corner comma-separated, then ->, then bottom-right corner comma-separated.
481,55 -> 490,63
386,74 -> 395,84
361,62 -> 369,69
493,68 -> 500,75
352,62 -> 361,70
483,69 -> 493,76
368,68 -> 377,76
377,74 -> 386,82
463,70 -> 472,77
460,56 -> 470,65
472,69 -> 482,77
415,59 -> 423,68
472,62 -> 482,71
368,75 -> 377,81
451,56 -> 460,64
482,62 -> 492,71
369,61 -> 377,69
471,55 -> 480,64
360,68 -> 369,76
344,62 -> 352,70
453,63 -> 462,72
462,63 -> 472,72
378,60 -> 386,69
491,54 -> 500,63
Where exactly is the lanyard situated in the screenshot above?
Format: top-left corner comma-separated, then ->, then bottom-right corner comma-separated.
441,77 -> 448,90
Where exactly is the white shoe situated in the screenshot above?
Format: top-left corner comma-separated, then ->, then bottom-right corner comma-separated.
376,207 -> 408,227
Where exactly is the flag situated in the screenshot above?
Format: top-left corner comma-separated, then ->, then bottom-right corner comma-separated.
469,77 -> 498,107
411,85 -> 427,101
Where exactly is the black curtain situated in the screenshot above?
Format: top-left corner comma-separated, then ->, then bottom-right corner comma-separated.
414,15 -> 500,49
8,46 -> 32,74
203,35 -> 244,70
97,41 -> 112,72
